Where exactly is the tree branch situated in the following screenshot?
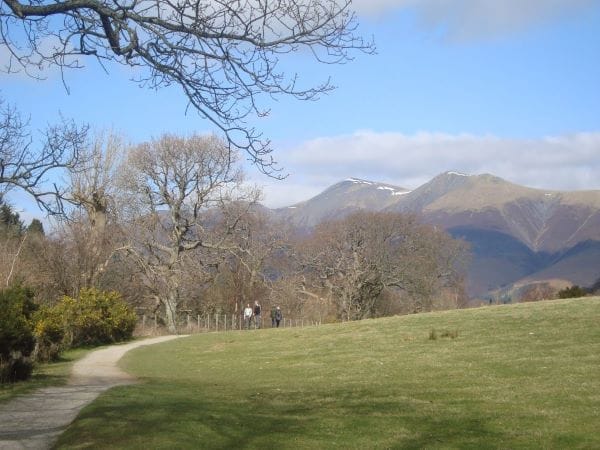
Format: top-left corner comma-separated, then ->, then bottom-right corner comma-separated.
1,0 -> 374,175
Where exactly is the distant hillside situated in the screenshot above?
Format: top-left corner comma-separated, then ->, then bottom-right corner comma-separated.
446,227 -> 552,296
274,178 -> 409,229
391,172 -> 600,253
270,172 -> 600,298
521,240 -> 600,287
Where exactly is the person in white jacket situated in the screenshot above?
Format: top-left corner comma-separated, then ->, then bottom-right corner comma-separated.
243,304 -> 253,330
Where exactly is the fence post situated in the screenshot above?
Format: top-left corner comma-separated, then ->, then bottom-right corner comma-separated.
154,314 -> 157,332
142,314 -> 146,331
206,314 -> 210,332
197,315 -> 200,333
224,315 -> 227,331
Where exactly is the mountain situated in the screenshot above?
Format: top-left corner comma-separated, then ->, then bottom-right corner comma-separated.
389,172 -> 600,253
272,172 -> 600,298
275,178 -> 410,229
446,226 -> 553,296
521,240 -> 600,286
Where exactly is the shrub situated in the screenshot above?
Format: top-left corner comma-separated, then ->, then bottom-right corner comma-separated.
0,286 -> 36,383
428,328 -> 459,341
33,305 -> 66,362
440,329 -> 459,339
519,283 -> 557,302
50,288 -> 137,348
557,285 -> 587,299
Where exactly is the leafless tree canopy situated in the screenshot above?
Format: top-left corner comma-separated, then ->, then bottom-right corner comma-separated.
1,0 -> 373,172
70,131 -> 125,224
299,211 -> 470,319
118,133 -> 258,332
0,98 -> 88,214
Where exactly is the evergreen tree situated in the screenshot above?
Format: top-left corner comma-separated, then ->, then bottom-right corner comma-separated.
27,219 -> 45,235
0,199 -> 24,236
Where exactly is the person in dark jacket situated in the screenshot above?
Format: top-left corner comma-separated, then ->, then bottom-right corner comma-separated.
275,306 -> 283,328
253,300 -> 262,329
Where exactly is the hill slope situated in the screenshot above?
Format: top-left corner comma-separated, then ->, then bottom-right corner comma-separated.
57,297 -> 600,449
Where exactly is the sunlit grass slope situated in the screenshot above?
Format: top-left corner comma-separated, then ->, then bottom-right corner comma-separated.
57,298 -> 599,449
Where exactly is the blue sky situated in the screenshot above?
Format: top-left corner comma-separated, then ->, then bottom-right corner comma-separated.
1,0 -> 599,214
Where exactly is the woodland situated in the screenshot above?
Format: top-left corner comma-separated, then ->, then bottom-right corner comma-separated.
1,125 -> 470,331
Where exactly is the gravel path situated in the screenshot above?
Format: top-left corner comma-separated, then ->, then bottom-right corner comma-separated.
0,336 -> 184,450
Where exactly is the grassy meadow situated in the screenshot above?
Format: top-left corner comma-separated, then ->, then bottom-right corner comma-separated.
56,298 -> 600,449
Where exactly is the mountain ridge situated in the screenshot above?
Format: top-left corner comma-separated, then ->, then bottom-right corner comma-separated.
276,177 -> 410,229
271,172 -> 600,298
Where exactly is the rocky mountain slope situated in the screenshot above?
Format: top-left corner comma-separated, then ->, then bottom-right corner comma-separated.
276,177 -> 410,229
389,172 -> 600,253
273,172 -> 600,298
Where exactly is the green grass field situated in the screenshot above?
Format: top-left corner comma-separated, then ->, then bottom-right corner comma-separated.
56,298 -> 600,449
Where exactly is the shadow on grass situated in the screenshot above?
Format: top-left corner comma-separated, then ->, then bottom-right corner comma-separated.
0,373 -> 68,404
55,383 -> 516,449
1,348 -> 92,404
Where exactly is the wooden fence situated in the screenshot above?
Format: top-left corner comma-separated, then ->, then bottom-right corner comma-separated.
137,312 -> 322,335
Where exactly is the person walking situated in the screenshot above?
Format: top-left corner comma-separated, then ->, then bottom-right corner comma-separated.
243,303 -> 253,330
253,300 -> 262,329
275,306 -> 283,328
270,305 -> 277,327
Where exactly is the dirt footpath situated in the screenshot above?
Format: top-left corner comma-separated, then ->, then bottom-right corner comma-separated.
0,335 -> 184,450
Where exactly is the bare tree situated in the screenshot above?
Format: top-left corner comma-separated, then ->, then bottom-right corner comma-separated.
0,198 -> 65,299
67,131 -> 127,287
70,131 -> 124,228
0,98 -> 88,214
119,133 -> 255,333
301,212 -> 386,320
300,211 -> 469,320
220,205 -> 290,318
1,0 -> 373,173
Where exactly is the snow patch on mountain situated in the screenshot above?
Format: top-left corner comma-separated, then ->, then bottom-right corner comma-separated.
346,177 -> 373,185
376,186 -> 411,196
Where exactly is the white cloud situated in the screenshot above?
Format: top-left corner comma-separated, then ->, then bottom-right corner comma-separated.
353,0 -> 598,40
255,131 -> 600,208
254,180 -> 325,209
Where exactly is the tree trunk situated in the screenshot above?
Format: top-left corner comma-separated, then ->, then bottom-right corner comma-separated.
164,292 -> 178,334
